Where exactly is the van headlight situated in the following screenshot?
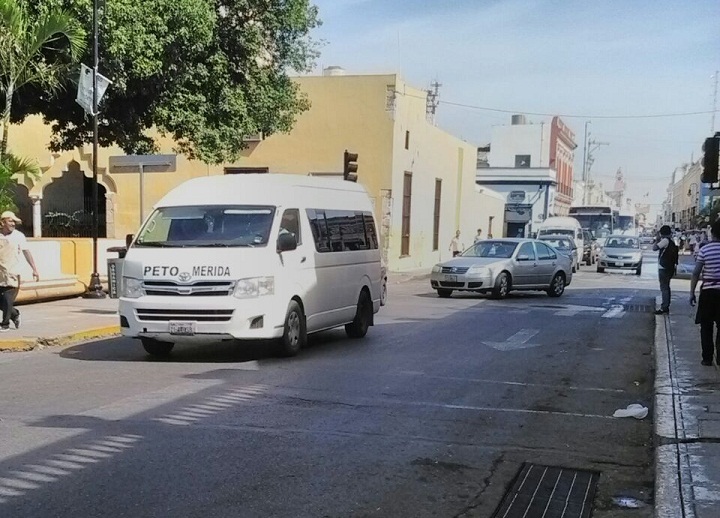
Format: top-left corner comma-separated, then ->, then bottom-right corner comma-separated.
122,277 -> 144,298
233,277 -> 274,299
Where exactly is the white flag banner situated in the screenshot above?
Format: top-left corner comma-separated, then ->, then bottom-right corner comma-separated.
76,63 -> 112,115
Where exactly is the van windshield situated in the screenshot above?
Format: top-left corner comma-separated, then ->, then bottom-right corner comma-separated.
134,205 -> 275,248
539,229 -> 574,237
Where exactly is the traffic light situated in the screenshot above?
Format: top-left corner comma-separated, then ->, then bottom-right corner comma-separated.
701,133 -> 720,184
343,150 -> 358,182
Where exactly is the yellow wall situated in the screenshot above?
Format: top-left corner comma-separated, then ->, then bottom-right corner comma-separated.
7,73 -> 504,273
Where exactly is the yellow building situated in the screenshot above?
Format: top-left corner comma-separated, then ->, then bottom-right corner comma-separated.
8,71 -> 504,274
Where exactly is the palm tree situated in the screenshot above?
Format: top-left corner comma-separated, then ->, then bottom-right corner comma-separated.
0,152 -> 40,211
0,0 -> 86,159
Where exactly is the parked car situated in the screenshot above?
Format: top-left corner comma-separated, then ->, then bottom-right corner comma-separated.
430,238 -> 572,299
537,234 -> 579,273
582,229 -> 599,265
596,235 -> 643,275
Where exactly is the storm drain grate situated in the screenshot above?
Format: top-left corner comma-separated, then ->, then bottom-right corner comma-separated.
491,463 -> 599,518
623,304 -> 652,313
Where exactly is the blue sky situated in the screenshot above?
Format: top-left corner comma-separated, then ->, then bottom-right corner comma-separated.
308,0 -> 720,215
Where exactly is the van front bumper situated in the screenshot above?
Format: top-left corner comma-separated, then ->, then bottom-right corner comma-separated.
118,295 -> 287,342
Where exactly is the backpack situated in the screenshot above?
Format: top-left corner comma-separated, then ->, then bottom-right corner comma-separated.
659,239 -> 679,274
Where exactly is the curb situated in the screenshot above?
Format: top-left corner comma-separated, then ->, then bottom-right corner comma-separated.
0,325 -> 121,352
653,298 -> 696,518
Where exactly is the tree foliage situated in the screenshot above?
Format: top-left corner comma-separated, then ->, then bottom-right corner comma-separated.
0,0 -> 86,158
0,153 -> 40,211
12,0 -> 322,164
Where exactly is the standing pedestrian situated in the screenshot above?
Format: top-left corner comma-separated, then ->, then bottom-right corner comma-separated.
474,228 -> 483,244
0,211 -> 39,331
449,230 -> 464,257
690,219 -> 720,366
653,225 -> 678,315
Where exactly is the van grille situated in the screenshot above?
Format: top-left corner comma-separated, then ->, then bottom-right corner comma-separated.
136,308 -> 234,322
143,280 -> 234,297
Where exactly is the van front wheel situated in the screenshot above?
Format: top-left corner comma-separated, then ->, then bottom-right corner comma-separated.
345,290 -> 373,339
279,301 -> 306,357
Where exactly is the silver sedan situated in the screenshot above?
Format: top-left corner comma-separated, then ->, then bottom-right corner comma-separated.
430,238 -> 573,299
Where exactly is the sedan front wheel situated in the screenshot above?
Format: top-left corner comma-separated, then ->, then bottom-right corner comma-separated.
491,272 -> 510,299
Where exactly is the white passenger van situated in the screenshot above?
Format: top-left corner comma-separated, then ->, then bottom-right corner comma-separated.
536,217 -> 585,263
118,174 -> 382,357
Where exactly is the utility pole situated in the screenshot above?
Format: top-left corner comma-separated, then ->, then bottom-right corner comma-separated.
584,137 -> 610,205
426,80 -> 441,124
582,121 -> 590,205
712,70 -> 718,133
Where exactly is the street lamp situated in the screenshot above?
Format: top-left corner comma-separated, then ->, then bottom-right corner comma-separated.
83,0 -> 105,299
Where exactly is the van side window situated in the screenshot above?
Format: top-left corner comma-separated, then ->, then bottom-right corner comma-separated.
279,209 -> 301,245
306,209 -> 378,253
363,213 -> 379,249
306,209 -> 330,252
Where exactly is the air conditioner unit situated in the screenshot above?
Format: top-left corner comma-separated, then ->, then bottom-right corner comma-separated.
243,132 -> 263,142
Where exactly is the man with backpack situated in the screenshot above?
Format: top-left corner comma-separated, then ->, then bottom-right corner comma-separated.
653,225 -> 678,315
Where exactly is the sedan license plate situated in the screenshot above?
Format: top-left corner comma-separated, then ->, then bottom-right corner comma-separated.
613,262 -> 622,267
444,274 -> 457,282
169,321 -> 195,335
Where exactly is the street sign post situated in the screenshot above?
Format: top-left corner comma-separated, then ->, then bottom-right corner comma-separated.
109,155 -> 177,224
76,64 -> 111,115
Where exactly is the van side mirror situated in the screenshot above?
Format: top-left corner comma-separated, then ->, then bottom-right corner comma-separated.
277,232 -> 297,253
126,234 -> 135,248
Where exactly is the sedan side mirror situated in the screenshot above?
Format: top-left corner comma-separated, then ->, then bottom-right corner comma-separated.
277,232 -> 297,253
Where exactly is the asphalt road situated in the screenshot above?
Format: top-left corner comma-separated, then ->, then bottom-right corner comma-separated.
0,253 -> 663,517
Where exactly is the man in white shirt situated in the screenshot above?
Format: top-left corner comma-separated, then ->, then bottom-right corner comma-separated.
0,211 -> 39,331
449,230 -> 464,257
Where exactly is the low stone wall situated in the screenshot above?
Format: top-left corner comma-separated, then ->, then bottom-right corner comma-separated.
15,238 -> 125,304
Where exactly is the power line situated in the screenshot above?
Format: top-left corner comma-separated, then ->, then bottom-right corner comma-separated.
439,99 -> 718,120
392,89 -> 719,120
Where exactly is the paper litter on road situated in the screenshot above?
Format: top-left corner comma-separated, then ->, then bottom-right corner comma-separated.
613,404 -> 648,419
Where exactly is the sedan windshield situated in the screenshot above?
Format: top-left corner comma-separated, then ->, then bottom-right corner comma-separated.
604,237 -> 639,249
462,241 -> 518,258
134,205 -> 275,248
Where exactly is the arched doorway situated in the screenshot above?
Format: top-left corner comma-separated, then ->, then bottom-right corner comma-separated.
10,183 -> 33,236
42,162 -> 107,237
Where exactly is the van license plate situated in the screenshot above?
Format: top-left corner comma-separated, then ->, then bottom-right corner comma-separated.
169,321 -> 195,335
444,275 -> 457,282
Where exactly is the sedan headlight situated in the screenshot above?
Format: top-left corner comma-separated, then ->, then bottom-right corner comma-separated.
466,265 -> 489,275
122,277 -> 144,298
631,253 -> 642,261
432,264 -> 441,273
233,276 -> 275,299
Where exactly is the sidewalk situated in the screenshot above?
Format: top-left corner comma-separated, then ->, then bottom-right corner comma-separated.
655,290 -> 720,518
0,296 -> 119,351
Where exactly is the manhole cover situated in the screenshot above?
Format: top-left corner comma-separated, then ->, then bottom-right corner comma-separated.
492,463 -> 599,518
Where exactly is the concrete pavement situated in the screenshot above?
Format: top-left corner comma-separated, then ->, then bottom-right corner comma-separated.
0,296 -> 119,351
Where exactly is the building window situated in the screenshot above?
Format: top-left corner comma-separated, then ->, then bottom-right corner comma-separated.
224,167 -> 269,174
405,131 -> 410,150
488,215 -> 494,237
432,179 -> 441,251
515,155 -> 531,168
401,172 -> 412,256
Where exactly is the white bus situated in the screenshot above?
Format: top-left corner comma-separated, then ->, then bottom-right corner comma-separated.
568,205 -> 615,239
119,174 -> 383,357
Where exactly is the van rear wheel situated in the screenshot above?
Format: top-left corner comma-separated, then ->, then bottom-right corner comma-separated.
345,290 -> 373,338
141,338 -> 174,357
279,301 -> 306,357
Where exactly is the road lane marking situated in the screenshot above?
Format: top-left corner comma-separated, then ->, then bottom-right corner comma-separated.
483,329 -> 540,351
602,305 -> 625,318
401,374 -> 627,393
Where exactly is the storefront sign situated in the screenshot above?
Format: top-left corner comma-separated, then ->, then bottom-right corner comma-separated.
507,191 -> 526,203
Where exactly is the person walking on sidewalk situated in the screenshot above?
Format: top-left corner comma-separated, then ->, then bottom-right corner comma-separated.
653,225 -> 678,315
690,219 -> 720,366
449,230 -> 464,257
0,211 -> 39,332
